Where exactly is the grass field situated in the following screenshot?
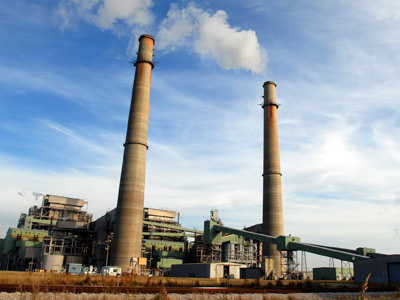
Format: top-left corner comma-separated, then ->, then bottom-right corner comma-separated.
0,272 -> 400,300
0,271 -> 270,287
0,271 -> 362,288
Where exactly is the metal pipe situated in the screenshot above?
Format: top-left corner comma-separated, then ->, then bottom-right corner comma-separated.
110,34 -> 155,272
262,81 -> 284,278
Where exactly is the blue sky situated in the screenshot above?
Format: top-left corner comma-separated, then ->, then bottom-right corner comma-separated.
1,1 -> 400,267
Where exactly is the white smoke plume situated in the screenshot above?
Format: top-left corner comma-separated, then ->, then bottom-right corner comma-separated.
156,3 -> 202,52
55,1 -> 267,74
32,191 -> 44,201
157,3 -> 267,74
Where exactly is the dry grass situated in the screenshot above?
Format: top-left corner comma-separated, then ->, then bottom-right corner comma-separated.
0,272 -> 266,288
0,272 -> 150,287
0,271 -> 346,288
3,290 -> 400,300
0,271 -> 390,296
358,273 -> 371,300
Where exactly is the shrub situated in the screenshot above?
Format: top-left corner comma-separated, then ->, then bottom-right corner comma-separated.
295,281 -> 303,288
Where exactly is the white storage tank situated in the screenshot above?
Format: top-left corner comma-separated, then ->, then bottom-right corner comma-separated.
43,254 -> 64,272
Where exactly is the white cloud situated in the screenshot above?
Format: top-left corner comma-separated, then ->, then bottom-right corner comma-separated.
95,0 -> 154,29
55,0 -> 154,32
360,1 -> 400,21
156,3 -> 267,74
54,0 -> 98,30
331,38 -> 397,87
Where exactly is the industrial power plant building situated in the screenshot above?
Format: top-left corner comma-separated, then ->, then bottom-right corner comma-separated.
1,193 -> 399,283
0,195 -> 260,277
1,34 -> 399,283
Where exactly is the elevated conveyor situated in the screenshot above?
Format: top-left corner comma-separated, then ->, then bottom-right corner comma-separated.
204,220 -> 381,262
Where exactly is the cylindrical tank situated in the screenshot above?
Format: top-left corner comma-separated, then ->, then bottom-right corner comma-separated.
262,81 -> 284,278
110,34 -> 155,272
43,254 -> 64,272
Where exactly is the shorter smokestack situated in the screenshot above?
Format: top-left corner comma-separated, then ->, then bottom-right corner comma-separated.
262,81 -> 284,278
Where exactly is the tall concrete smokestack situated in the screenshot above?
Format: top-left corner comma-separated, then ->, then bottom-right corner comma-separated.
110,34 -> 155,272
262,81 -> 284,278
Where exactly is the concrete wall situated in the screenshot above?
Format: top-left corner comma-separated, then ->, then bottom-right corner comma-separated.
209,263 -> 225,278
209,263 -> 245,279
224,263 -> 246,279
